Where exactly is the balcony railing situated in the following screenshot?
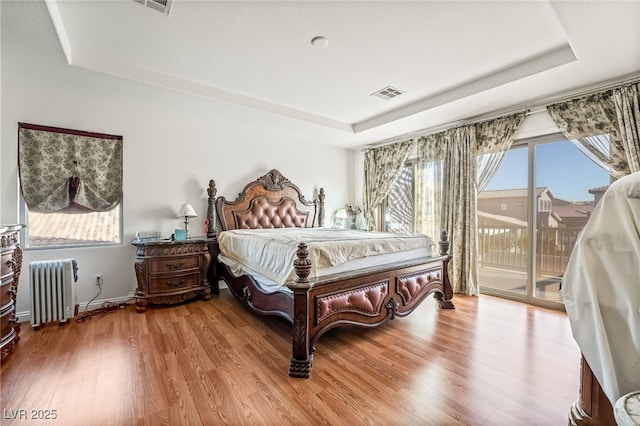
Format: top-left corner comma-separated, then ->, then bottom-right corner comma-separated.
478,225 -> 583,275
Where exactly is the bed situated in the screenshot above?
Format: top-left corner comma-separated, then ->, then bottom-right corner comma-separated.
208,169 -> 455,378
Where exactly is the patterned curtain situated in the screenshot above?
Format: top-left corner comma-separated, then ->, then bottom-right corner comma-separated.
546,89 -> 632,178
417,113 -> 526,295
18,123 -> 123,212
416,134 -> 445,240
441,126 -> 479,296
418,127 -> 479,295
476,112 -> 527,192
570,135 -> 612,172
363,140 -> 413,230
612,83 -> 640,173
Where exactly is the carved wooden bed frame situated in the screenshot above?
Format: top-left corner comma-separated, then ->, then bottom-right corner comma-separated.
208,169 -> 455,378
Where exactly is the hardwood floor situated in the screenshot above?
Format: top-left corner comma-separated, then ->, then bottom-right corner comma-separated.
1,289 -> 580,425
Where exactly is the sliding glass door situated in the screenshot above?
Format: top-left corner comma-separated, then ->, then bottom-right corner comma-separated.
478,135 -> 610,307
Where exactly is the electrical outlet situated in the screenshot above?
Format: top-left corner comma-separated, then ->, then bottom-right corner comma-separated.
95,274 -> 103,286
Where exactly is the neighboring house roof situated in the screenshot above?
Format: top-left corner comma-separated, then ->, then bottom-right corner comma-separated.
552,197 -> 573,206
589,185 -> 609,194
537,210 -> 563,224
477,211 -> 527,227
553,204 -> 595,218
478,187 -> 554,199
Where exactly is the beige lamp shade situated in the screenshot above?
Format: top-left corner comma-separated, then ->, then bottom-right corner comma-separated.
177,204 -> 198,218
335,208 -> 348,219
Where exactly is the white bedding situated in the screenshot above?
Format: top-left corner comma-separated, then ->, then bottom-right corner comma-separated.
562,171 -> 640,406
217,227 -> 434,286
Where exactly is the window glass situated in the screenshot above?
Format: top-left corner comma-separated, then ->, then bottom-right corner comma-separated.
25,209 -> 121,248
385,164 -> 414,233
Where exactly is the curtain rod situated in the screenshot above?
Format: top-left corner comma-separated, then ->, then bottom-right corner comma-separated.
362,72 -> 640,152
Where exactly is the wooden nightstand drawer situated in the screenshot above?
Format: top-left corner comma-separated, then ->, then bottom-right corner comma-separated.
132,237 -> 213,312
1,282 -> 15,311
148,256 -> 200,274
1,252 -> 12,276
1,305 -> 17,343
148,272 -> 201,294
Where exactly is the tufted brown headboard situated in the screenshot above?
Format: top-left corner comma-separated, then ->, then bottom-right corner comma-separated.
209,169 -> 325,231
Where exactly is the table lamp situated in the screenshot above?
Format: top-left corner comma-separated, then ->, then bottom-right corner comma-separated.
177,203 -> 198,239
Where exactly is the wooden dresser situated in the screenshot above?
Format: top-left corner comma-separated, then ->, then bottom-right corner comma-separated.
132,237 -> 212,312
1,224 -> 25,362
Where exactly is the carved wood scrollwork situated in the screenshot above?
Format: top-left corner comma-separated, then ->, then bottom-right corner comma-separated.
289,358 -> 312,378
243,286 -> 252,304
439,230 -> 450,256
386,298 -> 399,320
134,259 -> 146,287
317,188 -> 325,227
290,311 -> 313,378
12,245 -> 23,284
293,312 -> 307,347
293,243 -> 312,283
207,179 -> 217,238
257,169 -> 291,191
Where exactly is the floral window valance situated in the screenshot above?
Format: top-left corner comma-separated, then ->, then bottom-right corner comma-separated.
18,123 -> 123,213
546,82 -> 640,176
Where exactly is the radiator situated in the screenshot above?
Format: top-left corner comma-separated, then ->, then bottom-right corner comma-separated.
29,259 -> 78,329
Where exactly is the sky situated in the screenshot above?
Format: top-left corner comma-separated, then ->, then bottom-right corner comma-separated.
483,140 -> 610,202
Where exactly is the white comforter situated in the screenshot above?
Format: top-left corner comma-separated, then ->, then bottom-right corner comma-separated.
562,171 -> 640,406
217,227 -> 433,285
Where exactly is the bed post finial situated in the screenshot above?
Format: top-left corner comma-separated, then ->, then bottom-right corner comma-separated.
439,230 -> 450,256
317,187 -> 325,227
207,180 -> 217,238
293,243 -> 312,283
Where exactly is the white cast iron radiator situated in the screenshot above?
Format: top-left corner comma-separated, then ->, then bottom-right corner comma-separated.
29,259 -> 78,329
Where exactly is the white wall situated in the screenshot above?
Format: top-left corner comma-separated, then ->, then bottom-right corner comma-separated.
1,1 -> 351,319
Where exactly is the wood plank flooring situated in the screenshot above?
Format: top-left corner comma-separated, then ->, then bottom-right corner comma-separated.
1,290 -> 580,425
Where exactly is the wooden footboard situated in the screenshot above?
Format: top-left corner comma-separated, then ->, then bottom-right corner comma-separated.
216,234 -> 454,378
287,236 -> 454,378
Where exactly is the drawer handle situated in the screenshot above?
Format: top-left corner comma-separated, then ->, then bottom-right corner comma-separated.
167,279 -> 186,288
166,262 -> 185,269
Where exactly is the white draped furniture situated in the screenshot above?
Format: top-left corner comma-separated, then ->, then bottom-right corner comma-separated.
563,172 -> 640,425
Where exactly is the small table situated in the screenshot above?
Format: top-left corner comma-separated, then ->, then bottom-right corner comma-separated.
132,237 -> 213,312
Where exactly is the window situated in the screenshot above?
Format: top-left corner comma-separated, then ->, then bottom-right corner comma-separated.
500,202 -> 507,211
478,135 -> 610,306
383,158 -> 442,239
18,123 -> 123,249
384,163 -> 415,233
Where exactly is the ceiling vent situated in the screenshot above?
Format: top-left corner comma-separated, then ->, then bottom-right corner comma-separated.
371,86 -> 404,100
133,0 -> 172,15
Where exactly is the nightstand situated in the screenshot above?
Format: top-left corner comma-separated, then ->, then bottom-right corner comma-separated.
132,237 -> 212,312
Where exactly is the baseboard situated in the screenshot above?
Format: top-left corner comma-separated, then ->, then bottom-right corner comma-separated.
17,282 -> 227,324
16,295 -> 135,325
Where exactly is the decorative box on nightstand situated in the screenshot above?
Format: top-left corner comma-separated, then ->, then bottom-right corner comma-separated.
132,237 -> 214,312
